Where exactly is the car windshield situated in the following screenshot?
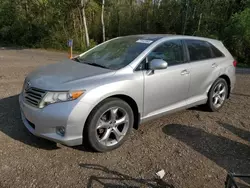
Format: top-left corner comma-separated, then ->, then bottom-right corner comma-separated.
75,37 -> 154,70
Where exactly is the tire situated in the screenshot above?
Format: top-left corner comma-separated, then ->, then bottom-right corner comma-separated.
206,78 -> 228,112
83,98 -> 134,152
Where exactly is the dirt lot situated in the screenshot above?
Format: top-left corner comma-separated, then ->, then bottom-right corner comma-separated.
0,47 -> 250,188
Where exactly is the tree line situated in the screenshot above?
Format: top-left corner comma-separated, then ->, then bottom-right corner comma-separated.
0,0 -> 249,65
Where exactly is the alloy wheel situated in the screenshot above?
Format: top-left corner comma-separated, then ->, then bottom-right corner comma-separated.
96,107 -> 129,147
212,82 -> 226,108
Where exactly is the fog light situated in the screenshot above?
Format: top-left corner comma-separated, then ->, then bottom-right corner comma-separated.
56,127 -> 65,136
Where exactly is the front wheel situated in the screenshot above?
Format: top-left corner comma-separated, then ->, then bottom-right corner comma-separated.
83,98 -> 134,152
206,78 -> 228,112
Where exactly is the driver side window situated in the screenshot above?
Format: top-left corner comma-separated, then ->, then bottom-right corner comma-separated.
148,40 -> 185,66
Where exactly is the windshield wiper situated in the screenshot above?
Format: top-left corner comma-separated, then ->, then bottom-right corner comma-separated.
72,57 -> 80,62
85,62 -> 109,69
73,58 -> 109,69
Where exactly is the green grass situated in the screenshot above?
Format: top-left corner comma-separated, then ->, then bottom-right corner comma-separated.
237,63 -> 250,68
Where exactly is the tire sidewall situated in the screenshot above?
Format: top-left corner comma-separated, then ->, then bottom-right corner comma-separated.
208,78 -> 228,111
85,98 -> 134,152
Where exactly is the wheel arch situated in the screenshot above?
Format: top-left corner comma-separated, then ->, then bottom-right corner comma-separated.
218,74 -> 231,98
84,94 -> 141,131
207,74 -> 231,99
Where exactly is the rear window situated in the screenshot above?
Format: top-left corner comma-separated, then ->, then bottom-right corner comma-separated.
186,40 -> 213,61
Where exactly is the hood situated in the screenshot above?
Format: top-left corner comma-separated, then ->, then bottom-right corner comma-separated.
27,59 -> 115,90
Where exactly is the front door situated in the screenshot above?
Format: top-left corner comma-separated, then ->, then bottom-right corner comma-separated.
143,40 -> 190,118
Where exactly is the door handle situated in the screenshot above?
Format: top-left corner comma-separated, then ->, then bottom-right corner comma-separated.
181,69 -> 190,75
212,63 -> 218,68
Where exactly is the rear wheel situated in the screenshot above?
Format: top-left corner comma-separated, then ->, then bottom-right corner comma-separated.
206,78 -> 228,112
83,98 -> 134,152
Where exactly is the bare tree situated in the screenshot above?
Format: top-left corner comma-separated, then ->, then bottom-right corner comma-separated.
101,0 -> 105,42
197,13 -> 202,32
81,0 -> 90,47
183,0 -> 189,35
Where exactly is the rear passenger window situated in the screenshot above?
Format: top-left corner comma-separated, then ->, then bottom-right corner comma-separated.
209,44 -> 225,58
186,40 -> 212,61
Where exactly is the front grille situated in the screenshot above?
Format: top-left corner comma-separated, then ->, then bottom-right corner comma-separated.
24,87 -> 46,107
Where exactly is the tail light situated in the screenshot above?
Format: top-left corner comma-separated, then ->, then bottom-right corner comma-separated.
233,60 -> 237,67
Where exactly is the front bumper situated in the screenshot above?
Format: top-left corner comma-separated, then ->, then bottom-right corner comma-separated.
19,94 -> 92,146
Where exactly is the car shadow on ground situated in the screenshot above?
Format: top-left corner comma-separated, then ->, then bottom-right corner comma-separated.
162,124 -> 250,183
0,94 -> 59,150
188,105 -> 210,112
79,163 -> 174,188
218,122 -> 250,143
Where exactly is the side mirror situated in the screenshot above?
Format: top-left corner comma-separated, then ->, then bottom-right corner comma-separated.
149,59 -> 168,70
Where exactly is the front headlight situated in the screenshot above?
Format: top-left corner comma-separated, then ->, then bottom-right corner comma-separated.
39,90 -> 84,108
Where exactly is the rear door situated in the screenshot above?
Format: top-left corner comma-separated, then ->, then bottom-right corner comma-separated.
184,39 -> 220,104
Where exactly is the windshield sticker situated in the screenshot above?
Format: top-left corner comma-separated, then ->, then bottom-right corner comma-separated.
136,39 -> 153,44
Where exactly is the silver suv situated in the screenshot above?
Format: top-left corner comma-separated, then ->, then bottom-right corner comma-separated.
19,35 -> 236,152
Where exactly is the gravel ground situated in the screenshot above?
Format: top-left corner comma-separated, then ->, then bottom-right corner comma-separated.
0,47 -> 250,188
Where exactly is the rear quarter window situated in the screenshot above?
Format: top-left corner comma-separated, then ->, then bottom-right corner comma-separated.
209,43 -> 225,58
